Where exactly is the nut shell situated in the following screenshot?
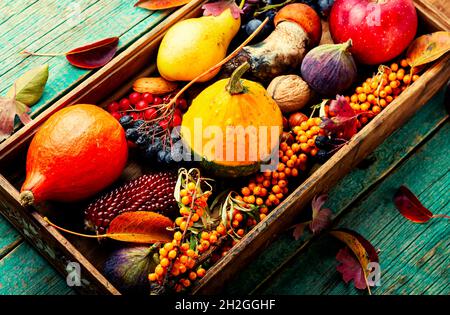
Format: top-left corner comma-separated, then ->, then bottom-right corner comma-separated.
267,75 -> 312,113
132,77 -> 178,95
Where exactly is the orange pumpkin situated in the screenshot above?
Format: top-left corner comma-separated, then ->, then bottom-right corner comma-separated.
20,104 -> 128,206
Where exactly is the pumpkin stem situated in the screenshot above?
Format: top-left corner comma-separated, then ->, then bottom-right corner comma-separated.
226,62 -> 250,95
19,191 -> 35,206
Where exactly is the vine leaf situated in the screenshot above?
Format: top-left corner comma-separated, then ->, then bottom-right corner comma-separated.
202,0 -> 243,19
406,31 -> 450,68
106,211 -> 174,243
135,0 -> 191,10
393,185 -> 449,223
22,37 -> 119,69
331,228 -> 379,293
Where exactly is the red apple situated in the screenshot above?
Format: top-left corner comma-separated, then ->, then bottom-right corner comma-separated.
329,0 -> 418,65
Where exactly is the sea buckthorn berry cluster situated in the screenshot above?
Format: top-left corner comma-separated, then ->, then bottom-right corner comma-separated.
148,169 -> 215,292
292,117 -> 325,161
348,59 -> 419,125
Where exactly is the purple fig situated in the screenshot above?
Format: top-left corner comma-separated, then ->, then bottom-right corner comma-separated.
104,246 -> 158,294
301,39 -> 357,96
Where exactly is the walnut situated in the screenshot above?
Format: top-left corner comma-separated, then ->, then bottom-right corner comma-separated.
267,75 -> 312,113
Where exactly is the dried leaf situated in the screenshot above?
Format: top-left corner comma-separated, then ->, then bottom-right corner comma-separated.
406,31 -> 450,68
331,228 -> 378,292
320,95 -> 359,140
202,0 -> 243,19
336,247 -> 367,290
135,0 -> 191,10
66,37 -> 119,69
6,65 -> 48,106
133,77 -> 178,95
393,185 -> 437,223
310,194 -> 333,234
106,211 -> 173,243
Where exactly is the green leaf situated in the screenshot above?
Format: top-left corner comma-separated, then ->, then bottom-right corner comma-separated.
6,64 -> 49,106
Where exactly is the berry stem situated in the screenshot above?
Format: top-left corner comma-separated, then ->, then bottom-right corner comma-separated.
21,50 -> 65,57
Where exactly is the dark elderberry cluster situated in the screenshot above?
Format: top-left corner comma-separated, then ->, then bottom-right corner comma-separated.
120,116 -> 185,165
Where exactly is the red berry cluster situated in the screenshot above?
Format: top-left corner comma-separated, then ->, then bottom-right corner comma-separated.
106,91 -> 188,131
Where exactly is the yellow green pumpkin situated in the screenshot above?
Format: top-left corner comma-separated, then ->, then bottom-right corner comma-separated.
181,62 -> 283,177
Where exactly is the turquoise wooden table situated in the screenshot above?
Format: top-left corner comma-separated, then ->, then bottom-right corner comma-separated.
0,1 -> 449,295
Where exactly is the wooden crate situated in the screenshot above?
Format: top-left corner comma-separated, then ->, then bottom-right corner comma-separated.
0,0 -> 448,295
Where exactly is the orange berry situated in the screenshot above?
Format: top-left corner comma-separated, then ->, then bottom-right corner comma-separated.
379,90 -> 387,98
197,268 -> 206,278
351,103 -> 361,111
372,106 -> 381,115
310,148 -> 318,156
390,63 -> 399,72
155,265 -> 164,276
277,163 -> 285,172
174,231 -> 183,241
181,243 -> 190,251
300,143 -> 310,152
175,217 -> 183,226
159,248 -> 167,257
164,242 -> 174,251
160,257 -> 170,267
179,264 -> 187,274
180,221 -> 187,231
241,187 -> 251,196
232,220 -> 240,228
201,231 -> 209,240
396,69 -> 405,80
191,213 -> 200,222
186,249 -> 195,258
300,121 -> 309,131
403,75 -> 411,84
148,273 -> 157,281
260,213 -> 267,220
237,229 -> 245,237
235,212 -> 244,222
272,185 -> 281,194
356,86 -> 364,94
307,138 -> 315,147
291,168 -> 299,177
209,234 -> 218,244
388,72 -> 397,81
360,102 -> 370,111
350,94 -> 358,103
412,74 -> 419,82
278,180 -> 287,188
386,95 -> 393,103
400,59 -> 408,68
168,250 -> 177,259
379,99 -> 387,107
358,93 -> 367,102
189,272 -> 197,281
181,196 -> 191,205
247,195 -> 256,204
389,80 -> 399,89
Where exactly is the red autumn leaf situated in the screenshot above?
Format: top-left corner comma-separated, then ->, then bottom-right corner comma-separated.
202,0 -> 243,19
106,211 -> 173,244
310,194 -> 333,234
331,228 -> 379,292
0,97 -> 31,141
393,185 -> 449,223
135,0 -> 191,10
320,95 -> 359,140
65,37 -> 119,69
336,247 -> 367,290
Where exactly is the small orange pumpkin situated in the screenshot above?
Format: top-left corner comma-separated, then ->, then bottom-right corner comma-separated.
20,104 -> 128,206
